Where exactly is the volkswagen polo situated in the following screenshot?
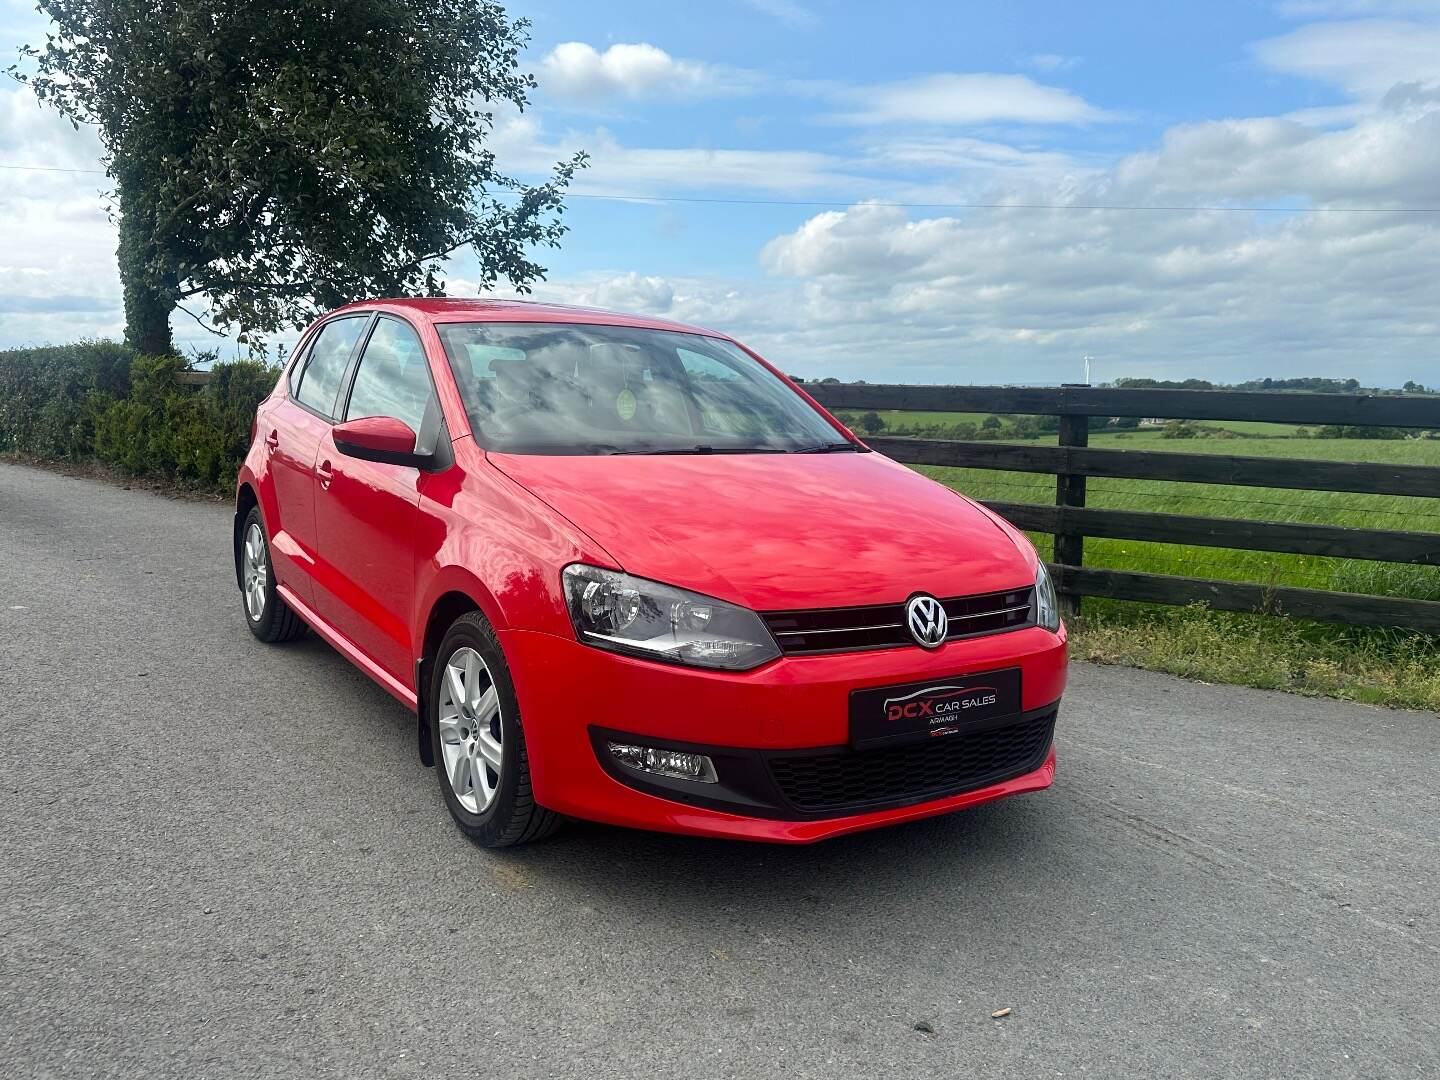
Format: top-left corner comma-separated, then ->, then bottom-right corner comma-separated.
234,298 -> 1067,845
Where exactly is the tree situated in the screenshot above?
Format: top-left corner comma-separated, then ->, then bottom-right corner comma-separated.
14,1 -> 585,354
858,411 -> 886,435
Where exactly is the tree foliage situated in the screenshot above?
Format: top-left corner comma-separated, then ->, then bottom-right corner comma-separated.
14,1 -> 585,353
857,410 -> 886,435
1,341 -> 276,487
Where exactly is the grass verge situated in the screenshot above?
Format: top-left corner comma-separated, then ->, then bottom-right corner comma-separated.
1,450 -> 228,502
1070,602 -> 1440,711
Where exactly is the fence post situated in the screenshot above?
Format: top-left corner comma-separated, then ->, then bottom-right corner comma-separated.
1054,391 -> 1088,617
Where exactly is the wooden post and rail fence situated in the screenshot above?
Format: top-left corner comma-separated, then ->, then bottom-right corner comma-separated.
184,366 -> 1440,632
805,383 -> 1440,633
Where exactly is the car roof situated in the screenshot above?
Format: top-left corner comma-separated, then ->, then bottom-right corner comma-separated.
327,297 -> 726,339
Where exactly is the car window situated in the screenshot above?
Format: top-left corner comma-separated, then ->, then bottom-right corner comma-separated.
434,322 -> 839,455
345,317 -> 435,432
674,347 -> 777,438
294,317 -> 367,417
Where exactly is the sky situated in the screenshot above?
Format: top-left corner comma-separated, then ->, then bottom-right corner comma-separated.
2,0 -> 1440,385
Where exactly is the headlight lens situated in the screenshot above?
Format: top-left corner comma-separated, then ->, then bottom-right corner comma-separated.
562,565 -> 781,671
1035,561 -> 1061,632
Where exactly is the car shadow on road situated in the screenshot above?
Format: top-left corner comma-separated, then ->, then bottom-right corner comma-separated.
293,631 -> 1073,935
480,790 -> 1069,937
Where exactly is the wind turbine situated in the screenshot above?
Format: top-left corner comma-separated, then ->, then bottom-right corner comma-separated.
1082,353 -> 1096,386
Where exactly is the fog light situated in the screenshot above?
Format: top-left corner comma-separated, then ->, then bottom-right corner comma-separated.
608,742 -> 718,783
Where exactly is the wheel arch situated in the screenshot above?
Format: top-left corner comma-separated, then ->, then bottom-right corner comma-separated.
233,482 -> 260,590
413,580 -> 501,768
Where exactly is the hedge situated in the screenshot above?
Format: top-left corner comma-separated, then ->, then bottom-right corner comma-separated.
0,341 -> 278,491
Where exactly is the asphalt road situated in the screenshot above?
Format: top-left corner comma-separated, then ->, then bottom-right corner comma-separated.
1,460 -> 1437,1080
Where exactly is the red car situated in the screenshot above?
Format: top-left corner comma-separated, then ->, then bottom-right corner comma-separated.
235,299 -> 1066,846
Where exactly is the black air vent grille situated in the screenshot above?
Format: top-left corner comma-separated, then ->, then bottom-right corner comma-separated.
766,712 -> 1055,813
761,587 -> 1034,655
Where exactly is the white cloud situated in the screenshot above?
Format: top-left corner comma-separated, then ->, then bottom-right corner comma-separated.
488,111 -> 1099,204
826,73 -> 1108,126
539,42 -> 734,106
462,28 -> 1440,387
1277,1 -> 1440,16
745,73 -> 1440,381
1026,54 -> 1081,73
0,88 -> 122,349
856,134 -> 1096,187
491,118 -> 863,195
739,0 -> 819,27
695,199 -> 1440,384
516,67 -> 1440,387
1253,19 -> 1440,97
543,271 -> 678,314
0,85 -> 106,168
1107,101 -> 1440,206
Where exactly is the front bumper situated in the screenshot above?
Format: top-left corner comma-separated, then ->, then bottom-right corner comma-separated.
502,623 -> 1067,843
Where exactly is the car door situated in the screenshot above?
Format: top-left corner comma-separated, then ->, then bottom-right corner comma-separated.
312,314 -> 444,685
265,314 -> 370,603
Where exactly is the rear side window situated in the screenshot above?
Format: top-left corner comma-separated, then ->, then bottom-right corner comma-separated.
294,317 -> 367,417
345,317 -> 435,432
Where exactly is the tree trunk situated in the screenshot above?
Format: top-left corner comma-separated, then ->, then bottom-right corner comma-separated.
116,181 -> 177,355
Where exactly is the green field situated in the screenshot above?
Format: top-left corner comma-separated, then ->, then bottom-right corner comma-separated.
858,409 -> 995,428
842,410 -> 1310,437
915,431 -> 1440,602
877,419 -> 1440,709
843,414 -> 1440,604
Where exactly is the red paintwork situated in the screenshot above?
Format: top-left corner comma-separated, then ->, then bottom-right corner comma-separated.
237,298 -> 1067,843
489,451 -> 1035,611
333,415 -> 419,455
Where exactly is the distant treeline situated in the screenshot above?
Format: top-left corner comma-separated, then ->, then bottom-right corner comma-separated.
1113,376 -> 1434,395
797,375 -> 1435,395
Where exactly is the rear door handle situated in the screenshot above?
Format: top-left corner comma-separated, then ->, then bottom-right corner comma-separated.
316,460 -> 334,490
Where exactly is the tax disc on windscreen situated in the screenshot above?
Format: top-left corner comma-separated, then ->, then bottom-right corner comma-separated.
616,388 -> 638,421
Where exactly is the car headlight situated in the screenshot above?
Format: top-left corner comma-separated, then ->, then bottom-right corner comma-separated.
562,565 -> 781,671
1035,561 -> 1062,632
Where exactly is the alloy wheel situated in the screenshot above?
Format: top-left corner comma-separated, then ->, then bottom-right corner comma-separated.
437,646 -> 504,813
242,522 -> 268,621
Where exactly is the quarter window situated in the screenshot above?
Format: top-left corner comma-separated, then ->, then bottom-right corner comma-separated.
294,317 -> 367,417
345,317 -> 435,433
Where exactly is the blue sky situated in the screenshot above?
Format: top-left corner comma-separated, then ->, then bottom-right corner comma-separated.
3,0 -> 1440,384
514,1 -> 1337,280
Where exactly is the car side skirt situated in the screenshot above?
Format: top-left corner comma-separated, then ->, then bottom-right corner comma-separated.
275,583 -> 419,712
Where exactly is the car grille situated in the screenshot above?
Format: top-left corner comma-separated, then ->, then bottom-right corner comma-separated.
765,711 -> 1055,814
761,587 -> 1035,656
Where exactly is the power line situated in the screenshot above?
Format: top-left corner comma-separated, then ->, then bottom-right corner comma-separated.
0,163 -> 107,174
559,192 -> 1440,214
2,162 -> 1439,213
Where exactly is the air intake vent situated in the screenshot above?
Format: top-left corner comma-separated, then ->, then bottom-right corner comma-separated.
761,587 -> 1034,656
766,711 -> 1055,814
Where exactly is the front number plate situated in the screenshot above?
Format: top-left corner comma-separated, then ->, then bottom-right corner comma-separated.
849,668 -> 1022,750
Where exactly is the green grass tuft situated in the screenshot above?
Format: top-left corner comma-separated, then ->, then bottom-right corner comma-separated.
1071,604 -> 1440,712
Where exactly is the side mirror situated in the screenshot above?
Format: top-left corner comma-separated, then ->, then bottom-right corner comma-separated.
333,415 -> 431,468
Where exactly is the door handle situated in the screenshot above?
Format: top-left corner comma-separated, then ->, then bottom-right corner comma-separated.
265,430 -> 280,452
316,460 -> 334,490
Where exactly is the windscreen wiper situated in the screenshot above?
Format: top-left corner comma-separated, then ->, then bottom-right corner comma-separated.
608,445 -> 785,456
791,442 -> 862,453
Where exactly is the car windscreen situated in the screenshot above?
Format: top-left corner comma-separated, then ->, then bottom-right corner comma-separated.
433,322 -> 845,455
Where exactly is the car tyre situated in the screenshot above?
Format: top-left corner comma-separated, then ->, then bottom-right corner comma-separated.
429,611 -> 562,847
239,506 -> 307,643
